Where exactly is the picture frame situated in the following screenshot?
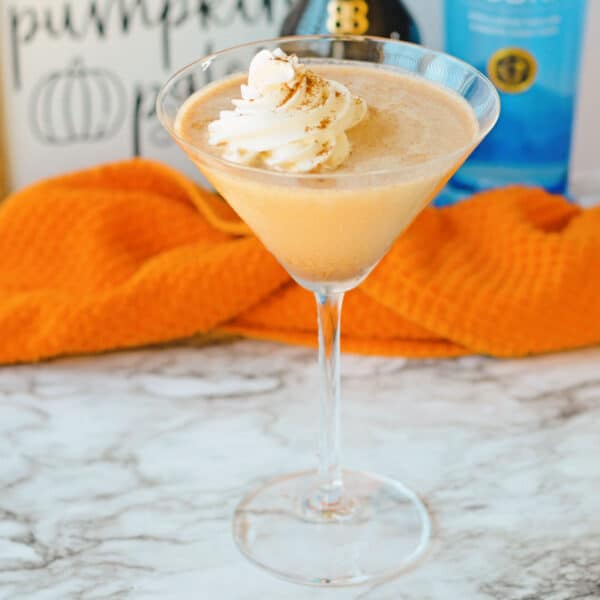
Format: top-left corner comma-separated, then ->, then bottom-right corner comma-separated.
0,0 -> 291,196
0,62 -> 9,199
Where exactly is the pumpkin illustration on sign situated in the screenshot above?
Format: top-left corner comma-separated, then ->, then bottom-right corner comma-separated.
30,58 -> 126,145
327,0 -> 369,34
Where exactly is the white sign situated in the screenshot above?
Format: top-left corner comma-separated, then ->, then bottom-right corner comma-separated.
0,0 -> 293,191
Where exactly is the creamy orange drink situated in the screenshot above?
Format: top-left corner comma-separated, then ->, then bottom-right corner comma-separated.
175,49 -> 478,285
159,39 -> 500,586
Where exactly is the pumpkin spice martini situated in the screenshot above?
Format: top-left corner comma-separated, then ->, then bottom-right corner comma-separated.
174,48 -> 478,287
158,36 -> 499,586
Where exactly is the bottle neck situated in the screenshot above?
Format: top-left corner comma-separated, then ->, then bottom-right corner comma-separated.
282,0 -> 420,44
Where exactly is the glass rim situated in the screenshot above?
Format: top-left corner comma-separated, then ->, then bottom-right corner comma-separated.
156,34 -> 501,181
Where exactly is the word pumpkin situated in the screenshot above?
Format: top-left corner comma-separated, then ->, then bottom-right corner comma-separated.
327,0 -> 369,35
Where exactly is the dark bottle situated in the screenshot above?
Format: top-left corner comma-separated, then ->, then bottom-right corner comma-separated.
281,0 -> 420,43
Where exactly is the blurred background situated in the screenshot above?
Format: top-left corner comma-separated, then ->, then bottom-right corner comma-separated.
0,0 -> 598,199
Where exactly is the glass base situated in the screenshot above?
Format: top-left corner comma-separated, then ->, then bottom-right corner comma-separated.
233,470 -> 431,587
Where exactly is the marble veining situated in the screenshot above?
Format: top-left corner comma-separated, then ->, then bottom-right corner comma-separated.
1,341 -> 599,599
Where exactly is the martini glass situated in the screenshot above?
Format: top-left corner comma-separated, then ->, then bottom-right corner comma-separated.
157,36 -> 499,586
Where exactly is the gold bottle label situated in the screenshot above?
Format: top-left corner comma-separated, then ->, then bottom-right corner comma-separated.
487,47 -> 537,94
327,0 -> 369,35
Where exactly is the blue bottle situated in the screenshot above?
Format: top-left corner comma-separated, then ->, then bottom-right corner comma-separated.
443,0 -> 588,202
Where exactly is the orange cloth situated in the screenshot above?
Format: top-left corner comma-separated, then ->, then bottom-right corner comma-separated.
1,158 -> 598,365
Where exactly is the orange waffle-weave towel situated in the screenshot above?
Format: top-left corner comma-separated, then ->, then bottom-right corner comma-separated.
1,158 -> 599,365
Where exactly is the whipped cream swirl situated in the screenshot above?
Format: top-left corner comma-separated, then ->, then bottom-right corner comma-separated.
208,49 -> 367,173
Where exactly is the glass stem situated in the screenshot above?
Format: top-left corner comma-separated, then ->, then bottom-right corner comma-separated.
315,291 -> 344,507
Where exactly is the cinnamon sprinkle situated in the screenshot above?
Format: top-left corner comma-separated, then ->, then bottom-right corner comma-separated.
316,143 -> 331,157
278,78 -> 302,107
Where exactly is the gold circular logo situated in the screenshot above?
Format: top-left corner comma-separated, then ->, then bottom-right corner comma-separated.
327,0 -> 369,35
487,48 -> 537,94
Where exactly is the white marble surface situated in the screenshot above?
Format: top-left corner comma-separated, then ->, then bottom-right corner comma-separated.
1,340 -> 600,599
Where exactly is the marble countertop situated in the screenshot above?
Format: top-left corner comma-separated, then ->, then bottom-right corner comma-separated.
1,340 -> 599,599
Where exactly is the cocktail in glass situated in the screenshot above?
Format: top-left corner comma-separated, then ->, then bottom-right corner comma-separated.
157,35 -> 500,587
